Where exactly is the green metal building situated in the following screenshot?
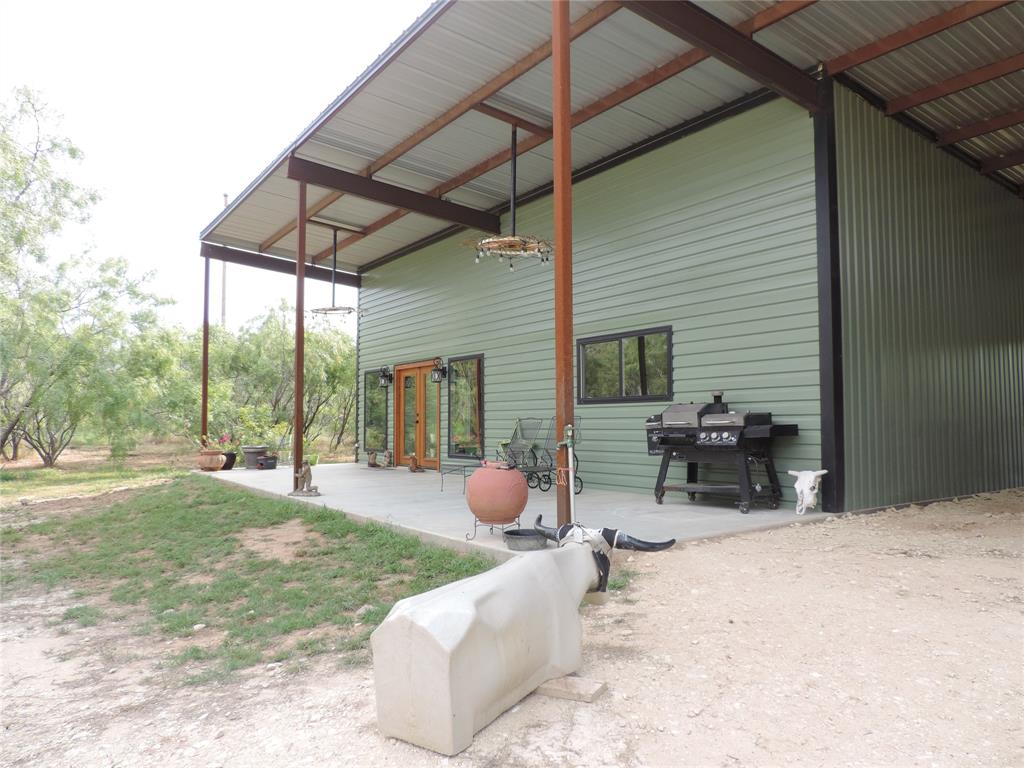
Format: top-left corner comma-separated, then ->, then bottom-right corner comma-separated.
200,2 -> 1024,513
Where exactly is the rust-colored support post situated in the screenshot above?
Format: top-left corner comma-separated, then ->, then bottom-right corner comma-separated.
552,0 -> 574,527
201,251 -> 210,446
293,181 -> 307,490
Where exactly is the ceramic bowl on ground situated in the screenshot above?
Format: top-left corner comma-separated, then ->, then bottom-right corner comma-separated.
503,529 -> 548,551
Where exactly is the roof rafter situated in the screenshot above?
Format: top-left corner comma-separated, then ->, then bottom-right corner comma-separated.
886,52 -> 1024,115
979,148 -> 1024,174
286,156 -> 500,233
472,103 -> 552,138
826,1 -> 1013,75
315,0 -> 816,263
937,108 -> 1024,146
259,1 -> 620,254
622,0 -> 821,113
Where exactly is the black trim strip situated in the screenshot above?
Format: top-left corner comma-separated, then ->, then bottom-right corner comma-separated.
814,77 -> 845,514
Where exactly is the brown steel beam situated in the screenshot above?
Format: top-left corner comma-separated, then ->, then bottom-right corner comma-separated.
200,242 -> 360,287
826,1 -> 1012,75
937,108 -> 1024,146
201,252 -> 210,446
623,0 -> 821,112
472,103 -> 552,138
552,0 -> 574,528
979,148 -> 1024,174
293,182 -> 306,491
887,52 -> 1024,115
262,2 -> 620,256
287,156 -> 500,234
315,0 -> 814,262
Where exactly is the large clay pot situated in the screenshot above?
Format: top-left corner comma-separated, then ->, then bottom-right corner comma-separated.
466,461 -> 528,525
241,445 -> 269,470
198,449 -> 226,471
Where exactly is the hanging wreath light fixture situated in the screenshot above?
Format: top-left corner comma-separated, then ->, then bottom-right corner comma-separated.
475,124 -> 553,272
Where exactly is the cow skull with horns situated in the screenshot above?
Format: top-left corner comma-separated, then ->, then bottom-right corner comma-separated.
371,516 -> 674,755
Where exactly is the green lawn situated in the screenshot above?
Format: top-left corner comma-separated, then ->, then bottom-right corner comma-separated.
0,465 -> 187,503
2,473 -> 493,683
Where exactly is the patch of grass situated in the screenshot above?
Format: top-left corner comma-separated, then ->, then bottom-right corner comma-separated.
5,474 -> 493,682
0,465 -> 187,505
62,604 -> 103,627
607,567 -> 639,592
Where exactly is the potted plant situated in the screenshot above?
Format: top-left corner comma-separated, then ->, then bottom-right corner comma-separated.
217,434 -> 237,470
197,435 -> 226,471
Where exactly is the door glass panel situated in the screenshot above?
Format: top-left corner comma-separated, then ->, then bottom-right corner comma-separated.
403,374 -> 417,457
424,375 -> 438,460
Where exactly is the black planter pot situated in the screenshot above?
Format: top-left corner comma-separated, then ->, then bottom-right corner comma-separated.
222,451 -> 237,470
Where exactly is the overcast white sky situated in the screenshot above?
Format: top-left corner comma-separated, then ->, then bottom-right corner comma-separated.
1,0 -> 432,333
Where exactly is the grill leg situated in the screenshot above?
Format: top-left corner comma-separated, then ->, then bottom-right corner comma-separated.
654,451 -> 672,504
736,454 -> 752,514
764,457 -> 781,509
686,461 -> 698,501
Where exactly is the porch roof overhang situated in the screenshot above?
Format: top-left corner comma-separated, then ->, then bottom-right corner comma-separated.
199,0 -> 1024,279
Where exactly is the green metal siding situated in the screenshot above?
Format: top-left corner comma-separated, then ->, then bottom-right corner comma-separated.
358,99 -> 819,502
835,85 -> 1024,511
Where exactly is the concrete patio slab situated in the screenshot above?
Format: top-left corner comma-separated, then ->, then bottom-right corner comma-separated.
210,462 -> 827,561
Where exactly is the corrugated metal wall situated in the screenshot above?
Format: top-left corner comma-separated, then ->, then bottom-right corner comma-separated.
835,85 -> 1024,511
358,98 -> 819,501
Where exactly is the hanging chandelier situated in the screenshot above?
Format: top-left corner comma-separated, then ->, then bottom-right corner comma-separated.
475,125 -> 553,272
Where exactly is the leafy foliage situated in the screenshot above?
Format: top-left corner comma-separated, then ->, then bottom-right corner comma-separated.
0,88 -> 357,465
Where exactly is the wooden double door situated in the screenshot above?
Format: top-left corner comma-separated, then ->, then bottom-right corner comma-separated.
394,361 -> 441,470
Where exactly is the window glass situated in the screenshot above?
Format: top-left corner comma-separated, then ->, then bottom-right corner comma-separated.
578,327 -> 672,403
448,356 -> 483,458
583,340 -> 620,400
363,371 -> 387,451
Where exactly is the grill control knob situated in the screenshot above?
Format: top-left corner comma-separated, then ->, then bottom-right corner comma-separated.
711,432 -> 719,440
699,432 -> 707,440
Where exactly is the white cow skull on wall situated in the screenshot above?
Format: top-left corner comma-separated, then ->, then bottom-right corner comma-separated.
788,469 -> 828,514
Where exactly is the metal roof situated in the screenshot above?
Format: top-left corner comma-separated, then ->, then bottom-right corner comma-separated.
201,0 -> 1024,276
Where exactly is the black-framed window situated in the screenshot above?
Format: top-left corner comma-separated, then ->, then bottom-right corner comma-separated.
363,370 -> 388,451
577,326 -> 672,404
448,354 -> 484,458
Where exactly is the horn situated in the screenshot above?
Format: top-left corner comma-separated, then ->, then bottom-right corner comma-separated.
612,531 -> 676,552
533,515 -> 560,543
814,469 -> 829,477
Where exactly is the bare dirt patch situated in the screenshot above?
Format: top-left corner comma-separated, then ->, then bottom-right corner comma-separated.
235,519 -> 329,563
2,490 -> 1021,767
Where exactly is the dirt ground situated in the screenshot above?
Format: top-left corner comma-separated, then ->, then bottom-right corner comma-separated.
2,490 -> 1021,767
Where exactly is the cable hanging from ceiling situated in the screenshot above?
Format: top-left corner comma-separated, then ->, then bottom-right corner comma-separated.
475,125 -> 553,272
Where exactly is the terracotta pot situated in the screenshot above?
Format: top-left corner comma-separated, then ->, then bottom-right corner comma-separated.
466,461 -> 528,525
198,449 -> 226,471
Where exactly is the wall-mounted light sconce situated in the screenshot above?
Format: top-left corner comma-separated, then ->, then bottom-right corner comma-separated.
378,366 -> 393,388
430,357 -> 448,383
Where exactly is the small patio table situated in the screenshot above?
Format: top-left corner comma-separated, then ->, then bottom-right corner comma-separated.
440,463 -> 475,493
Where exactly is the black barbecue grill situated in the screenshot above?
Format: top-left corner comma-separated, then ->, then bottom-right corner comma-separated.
645,391 -> 798,513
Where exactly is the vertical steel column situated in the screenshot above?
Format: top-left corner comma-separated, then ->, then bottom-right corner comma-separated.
552,0 -> 574,527
201,252 -> 210,446
293,181 -> 307,490
814,76 -> 844,512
